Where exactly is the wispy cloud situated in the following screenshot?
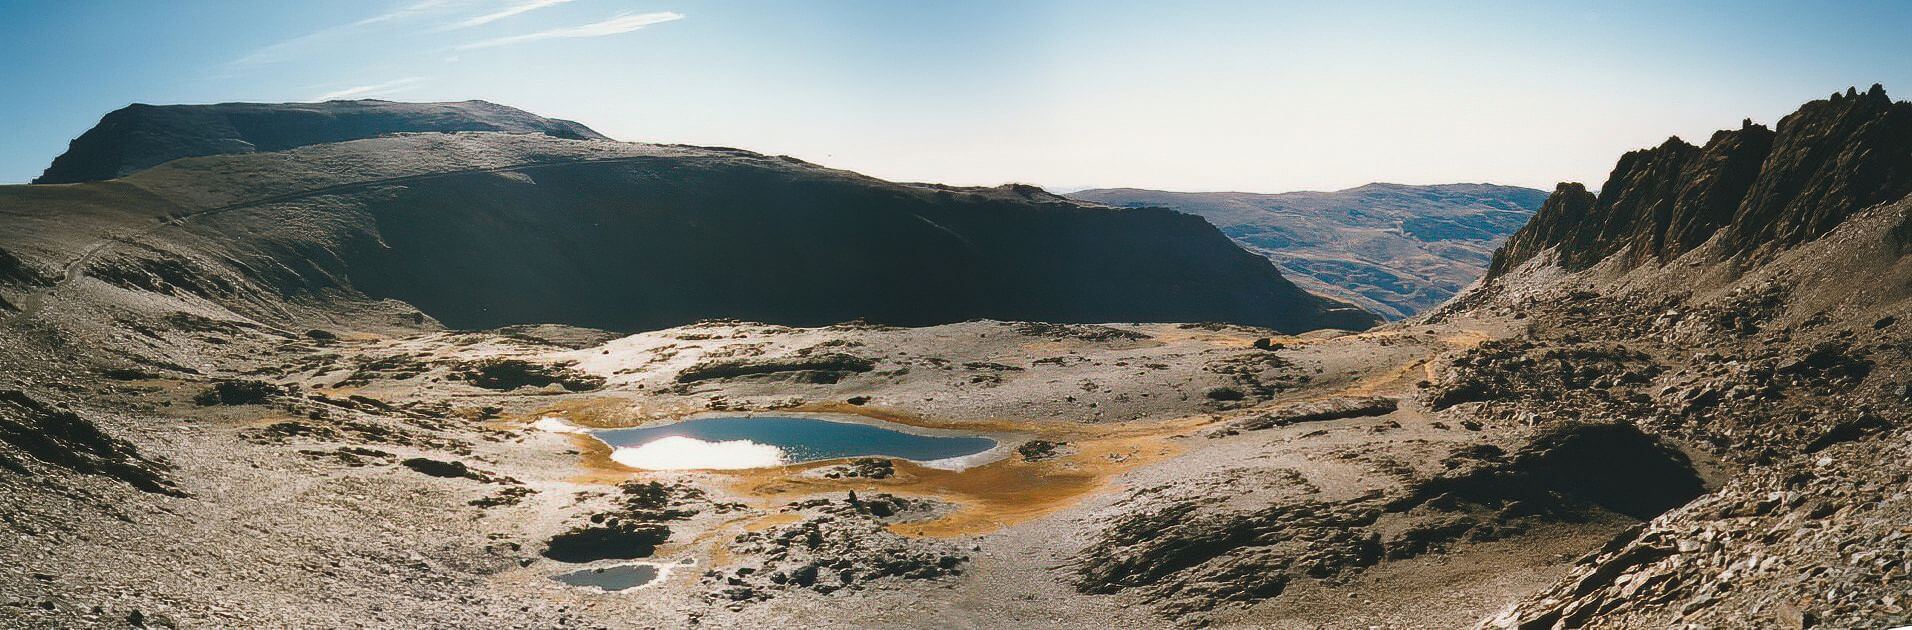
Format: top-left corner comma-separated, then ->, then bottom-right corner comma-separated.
441,0 -> 577,30
315,77 -> 427,100
228,30 -> 338,70
454,11 -> 683,50
226,0 -> 473,71
354,0 -> 461,26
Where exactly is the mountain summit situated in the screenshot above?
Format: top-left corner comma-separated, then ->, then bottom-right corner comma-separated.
33,99 -> 608,184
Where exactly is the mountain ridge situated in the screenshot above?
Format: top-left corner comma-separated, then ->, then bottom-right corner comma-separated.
5,117 -> 1380,334
33,99 -> 608,185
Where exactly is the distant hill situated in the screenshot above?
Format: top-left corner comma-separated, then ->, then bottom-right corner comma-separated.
33,99 -> 607,184
1,103 -> 1380,334
1068,183 -> 1548,319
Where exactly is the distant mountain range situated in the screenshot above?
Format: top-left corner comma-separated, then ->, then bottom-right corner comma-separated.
1068,183 -> 1548,319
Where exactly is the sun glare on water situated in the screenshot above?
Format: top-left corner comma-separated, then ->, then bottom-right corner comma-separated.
608,435 -> 789,470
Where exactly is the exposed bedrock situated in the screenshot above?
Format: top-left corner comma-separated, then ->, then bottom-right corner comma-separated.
1075,422 -> 1705,618
1394,423 -> 1706,521
0,390 -> 183,496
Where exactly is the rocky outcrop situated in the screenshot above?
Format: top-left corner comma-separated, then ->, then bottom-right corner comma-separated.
449,358 -> 604,392
674,353 -> 877,384
1448,190 -> 1911,628
0,246 -> 42,286
0,390 -> 182,496
1489,85 -> 1911,277
1075,492 -> 1387,615
711,495 -> 967,604
1488,184 -> 1598,277
1728,85 -> 1912,252
541,480 -> 733,564
0,246 -> 48,311
542,521 -> 672,563
398,457 -> 509,483
1075,421 -> 1702,620
1485,426 -> 1912,629
1394,423 -> 1706,521
1211,396 -> 1399,435
34,99 -> 607,184
192,379 -> 288,406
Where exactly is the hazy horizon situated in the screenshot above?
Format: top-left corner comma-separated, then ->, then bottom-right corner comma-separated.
4,1 -> 1910,192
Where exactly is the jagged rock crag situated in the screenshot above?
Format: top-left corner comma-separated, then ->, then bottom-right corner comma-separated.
1489,84 -> 1911,276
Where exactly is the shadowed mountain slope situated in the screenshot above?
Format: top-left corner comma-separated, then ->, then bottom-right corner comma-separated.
1070,183 -> 1546,319
33,99 -> 608,185
4,116 -> 1378,334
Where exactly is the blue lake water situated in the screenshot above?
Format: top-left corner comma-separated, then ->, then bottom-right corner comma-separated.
594,415 -> 997,467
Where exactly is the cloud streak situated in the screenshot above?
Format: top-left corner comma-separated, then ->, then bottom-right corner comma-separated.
228,0 -> 472,70
315,77 -> 426,100
454,11 -> 683,50
442,0 -> 577,30
354,0 -> 462,26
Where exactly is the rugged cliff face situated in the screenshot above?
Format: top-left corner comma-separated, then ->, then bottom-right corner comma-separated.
1489,84 -> 1911,277
1486,182 -> 1597,277
33,100 -> 608,184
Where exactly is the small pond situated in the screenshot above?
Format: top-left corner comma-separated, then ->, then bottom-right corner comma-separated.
593,415 -> 998,471
552,563 -> 662,591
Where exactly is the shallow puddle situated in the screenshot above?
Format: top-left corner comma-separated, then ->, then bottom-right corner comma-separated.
552,563 -> 662,591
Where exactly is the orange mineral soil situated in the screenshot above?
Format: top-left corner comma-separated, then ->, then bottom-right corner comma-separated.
552,402 -> 1209,539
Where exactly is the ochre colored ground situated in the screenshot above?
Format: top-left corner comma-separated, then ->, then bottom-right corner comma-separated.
533,327 -> 1489,546
544,401 -> 1208,540
721,415 -> 1206,538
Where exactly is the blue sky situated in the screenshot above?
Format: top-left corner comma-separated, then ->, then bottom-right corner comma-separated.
1,1 -> 1908,190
